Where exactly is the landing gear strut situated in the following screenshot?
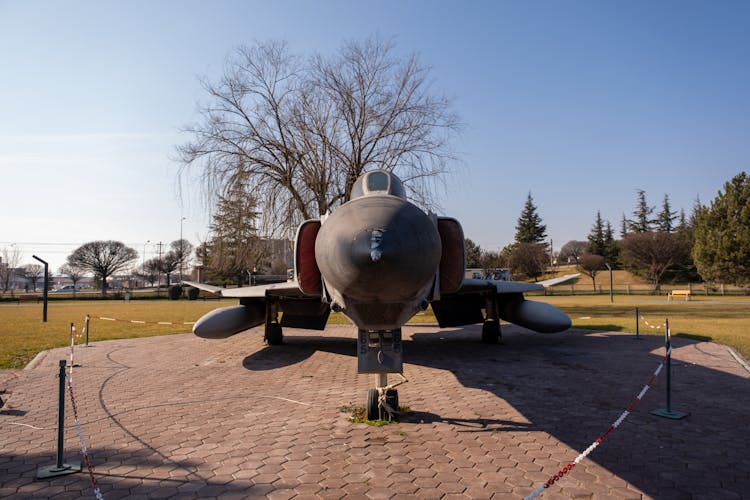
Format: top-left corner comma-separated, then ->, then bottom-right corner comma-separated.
265,301 -> 283,345
265,322 -> 283,345
481,319 -> 501,344
482,297 -> 501,344
358,329 -> 403,420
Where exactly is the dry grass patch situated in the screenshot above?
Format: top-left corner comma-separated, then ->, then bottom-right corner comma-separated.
2,295 -> 748,370
540,295 -> 750,359
0,300 -> 237,369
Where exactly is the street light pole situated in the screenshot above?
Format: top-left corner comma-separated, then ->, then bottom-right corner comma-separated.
142,240 -> 150,288
32,255 -> 49,322
179,217 -> 186,282
142,240 -> 150,267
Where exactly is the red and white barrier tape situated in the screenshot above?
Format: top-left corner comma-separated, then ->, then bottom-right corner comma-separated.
66,354 -> 104,499
524,355 -> 666,499
95,317 -> 194,326
640,315 -> 664,330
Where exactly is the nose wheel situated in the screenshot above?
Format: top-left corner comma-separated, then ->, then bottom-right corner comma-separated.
366,374 -> 401,421
357,329 -> 406,420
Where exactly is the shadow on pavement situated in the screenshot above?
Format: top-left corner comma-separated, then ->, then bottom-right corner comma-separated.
243,325 -> 750,498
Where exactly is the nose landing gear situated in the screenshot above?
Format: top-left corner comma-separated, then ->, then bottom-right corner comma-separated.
358,329 -> 404,420
366,374 -> 401,421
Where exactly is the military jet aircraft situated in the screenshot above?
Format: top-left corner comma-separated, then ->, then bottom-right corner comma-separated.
186,170 -> 571,419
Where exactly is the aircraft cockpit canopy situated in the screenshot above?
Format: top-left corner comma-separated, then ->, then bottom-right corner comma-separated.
350,170 -> 407,200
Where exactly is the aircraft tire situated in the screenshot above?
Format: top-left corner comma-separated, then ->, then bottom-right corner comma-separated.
481,320 -> 500,344
266,323 -> 283,345
366,388 -> 379,420
385,389 -> 398,416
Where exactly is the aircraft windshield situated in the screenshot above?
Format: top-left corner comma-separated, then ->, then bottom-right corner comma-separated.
350,170 -> 407,200
367,171 -> 389,192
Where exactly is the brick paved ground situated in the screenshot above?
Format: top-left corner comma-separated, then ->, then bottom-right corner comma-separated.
1,324 -> 749,499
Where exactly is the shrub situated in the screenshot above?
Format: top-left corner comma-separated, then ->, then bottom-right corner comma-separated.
168,285 -> 183,300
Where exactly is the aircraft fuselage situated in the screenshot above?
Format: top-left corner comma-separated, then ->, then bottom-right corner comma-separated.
315,194 -> 441,331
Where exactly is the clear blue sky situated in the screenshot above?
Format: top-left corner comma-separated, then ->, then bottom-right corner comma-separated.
2,0 -> 749,271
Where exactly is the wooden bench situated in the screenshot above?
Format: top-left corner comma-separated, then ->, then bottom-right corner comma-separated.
668,289 -> 691,301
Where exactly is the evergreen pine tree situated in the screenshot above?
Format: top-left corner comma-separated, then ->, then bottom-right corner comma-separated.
620,213 -> 628,238
464,238 -> 482,268
587,211 -> 605,255
656,194 -> 677,232
689,195 -> 703,228
603,221 -> 619,265
208,175 -> 265,283
514,192 -> 547,245
693,172 -> 750,284
628,189 -> 654,232
677,208 -> 687,232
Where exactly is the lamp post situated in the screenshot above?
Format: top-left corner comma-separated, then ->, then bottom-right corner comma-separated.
179,217 -> 186,282
142,240 -> 150,289
142,240 -> 150,267
32,255 -> 49,322
605,263 -> 613,303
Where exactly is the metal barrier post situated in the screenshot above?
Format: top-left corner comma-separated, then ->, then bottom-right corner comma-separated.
85,315 -> 90,347
651,319 -> 689,420
36,360 -> 81,479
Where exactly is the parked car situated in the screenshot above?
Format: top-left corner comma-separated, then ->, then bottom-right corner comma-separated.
53,284 -> 80,292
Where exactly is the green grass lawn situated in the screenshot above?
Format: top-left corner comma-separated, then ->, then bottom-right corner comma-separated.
1,295 -> 748,370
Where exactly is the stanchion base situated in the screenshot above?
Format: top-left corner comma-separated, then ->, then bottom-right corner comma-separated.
36,461 -> 81,479
651,408 -> 689,420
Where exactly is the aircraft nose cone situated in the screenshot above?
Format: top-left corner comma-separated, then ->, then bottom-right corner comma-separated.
315,196 -> 441,303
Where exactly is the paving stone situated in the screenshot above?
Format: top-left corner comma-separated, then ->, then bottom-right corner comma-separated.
1,324 -> 748,498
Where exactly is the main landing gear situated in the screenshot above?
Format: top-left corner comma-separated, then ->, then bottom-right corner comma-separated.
482,298 -> 502,344
265,322 -> 283,345
358,329 -> 403,420
265,302 -> 283,345
481,319 -> 501,344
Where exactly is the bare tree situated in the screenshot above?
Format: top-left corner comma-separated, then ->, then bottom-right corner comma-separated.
311,37 -> 460,208
619,232 -> 690,291
171,239 -> 194,281
67,241 -> 138,296
22,264 -> 44,292
559,240 -> 589,264
1,246 -> 23,296
134,258 -> 161,287
159,253 -> 180,286
577,254 -> 606,290
478,249 -> 506,274
509,242 -> 549,281
59,264 -> 86,296
178,37 -> 460,237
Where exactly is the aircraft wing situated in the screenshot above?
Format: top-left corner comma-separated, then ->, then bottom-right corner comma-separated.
432,278 -> 570,333
456,278 -> 543,295
182,280 -> 309,298
184,280 -> 327,339
536,273 -> 580,287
